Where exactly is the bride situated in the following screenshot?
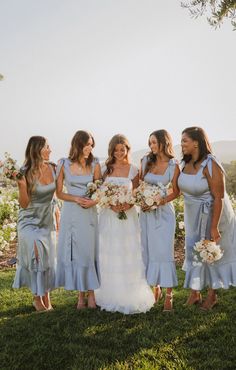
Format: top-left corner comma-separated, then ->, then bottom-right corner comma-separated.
95,134 -> 155,314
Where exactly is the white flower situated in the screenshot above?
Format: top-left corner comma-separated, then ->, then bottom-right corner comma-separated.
145,197 -> 154,207
178,221 -> 185,230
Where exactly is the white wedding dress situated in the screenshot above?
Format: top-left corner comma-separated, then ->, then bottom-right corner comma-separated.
95,165 -> 155,314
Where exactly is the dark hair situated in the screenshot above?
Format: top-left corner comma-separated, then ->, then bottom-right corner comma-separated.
104,134 -> 131,177
143,129 -> 174,177
24,136 -> 46,194
182,126 -> 212,165
69,130 -> 95,167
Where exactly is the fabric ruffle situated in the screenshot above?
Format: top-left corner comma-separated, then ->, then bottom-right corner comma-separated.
55,262 -> 100,291
12,265 -> 55,296
184,260 -> 236,290
146,261 -> 178,287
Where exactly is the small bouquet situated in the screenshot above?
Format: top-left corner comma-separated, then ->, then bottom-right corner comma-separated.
134,180 -> 167,210
97,182 -> 135,220
0,153 -> 26,180
192,239 -> 224,266
86,179 -> 103,199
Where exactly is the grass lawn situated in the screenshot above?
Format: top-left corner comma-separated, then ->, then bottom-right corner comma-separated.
0,267 -> 236,370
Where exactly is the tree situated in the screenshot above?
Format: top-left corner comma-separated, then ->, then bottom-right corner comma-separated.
0,74 -> 4,81
181,0 -> 236,29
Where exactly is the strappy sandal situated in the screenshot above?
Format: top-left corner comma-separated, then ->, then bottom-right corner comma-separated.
185,292 -> 202,306
163,292 -> 174,312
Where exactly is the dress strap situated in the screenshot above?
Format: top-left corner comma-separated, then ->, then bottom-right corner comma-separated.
141,155 -> 148,175
56,158 -> 68,179
168,158 -> 178,182
48,162 -> 56,179
200,154 -> 225,177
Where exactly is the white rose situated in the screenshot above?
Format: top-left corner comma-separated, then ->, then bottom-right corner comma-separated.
145,197 -> 154,207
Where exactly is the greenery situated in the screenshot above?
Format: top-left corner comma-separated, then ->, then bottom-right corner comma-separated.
0,268 -> 236,370
181,0 -> 236,29
224,161 -> 236,195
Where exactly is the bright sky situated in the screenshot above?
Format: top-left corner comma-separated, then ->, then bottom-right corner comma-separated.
0,0 -> 235,164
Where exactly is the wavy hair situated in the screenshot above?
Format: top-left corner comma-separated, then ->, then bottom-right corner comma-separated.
69,130 -> 95,167
104,134 -> 131,177
23,136 -> 46,194
182,126 -> 212,166
143,129 -> 174,177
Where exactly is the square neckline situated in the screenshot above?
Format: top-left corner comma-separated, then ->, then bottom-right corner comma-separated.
105,164 -> 132,180
148,159 -> 171,177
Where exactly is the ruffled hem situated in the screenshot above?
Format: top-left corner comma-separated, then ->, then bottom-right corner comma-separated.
12,265 -> 55,296
95,283 -> 155,314
146,261 -> 178,287
184,260 -> 236,290
55,262 -> 100,291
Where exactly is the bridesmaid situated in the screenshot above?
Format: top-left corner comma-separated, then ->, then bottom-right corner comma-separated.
55,130 -> 101,309
13,136 -> 57,311
178,126 -> 236,310
140,130 -> 180,312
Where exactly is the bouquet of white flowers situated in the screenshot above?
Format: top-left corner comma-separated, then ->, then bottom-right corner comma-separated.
134,180 -> 167,210
96,182 -> 135,220
0,153 -> 25,180
86,180 -> 103,199
192,239 -> 224,266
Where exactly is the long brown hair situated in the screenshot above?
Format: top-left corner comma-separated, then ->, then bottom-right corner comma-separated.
182,126 -> 212,166
104,134 -> 131,177
24,136 -> 46,194
69,130 -> 95,167
143,129 -> 174,177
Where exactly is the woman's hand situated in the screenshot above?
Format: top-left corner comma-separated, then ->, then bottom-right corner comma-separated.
120,202 -> 132,211
210,226 -> 221,243
141,204 -> 152,212
110,205 -> 122,213
75,197 -> 97,208
17,176 -> 27,188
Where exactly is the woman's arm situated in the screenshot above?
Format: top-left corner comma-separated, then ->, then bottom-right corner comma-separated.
17,177 -> 30,208
93,162 -> 102,181
204,160 -> 224,243
159,165 -> 180,205
56,165 -> 87,207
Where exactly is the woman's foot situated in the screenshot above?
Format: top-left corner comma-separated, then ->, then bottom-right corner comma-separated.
185,291 -> 202,305
77,292 -> 86,310
163,292 -> 173,312
87,291 -> 97,309
154,286 -> 163,303
33,297 -> 47,312
42,292 -> 53,310
200,294 -> 218,311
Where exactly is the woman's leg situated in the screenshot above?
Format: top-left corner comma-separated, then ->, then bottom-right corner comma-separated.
87,290 -> 96,308
42,291 -> 53,310
185,289 -> 202,305
33,295 -> 47,311
77,291 -> 86,309
200,288 -> 217,310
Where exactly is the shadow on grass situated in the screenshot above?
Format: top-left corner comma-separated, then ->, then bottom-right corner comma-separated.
1,270 -> 236,369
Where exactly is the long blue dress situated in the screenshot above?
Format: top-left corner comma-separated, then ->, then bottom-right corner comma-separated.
55,158 -> 100,291
178,154 -> 236,290
140,156 -> 178,288
13,165 -> 56,296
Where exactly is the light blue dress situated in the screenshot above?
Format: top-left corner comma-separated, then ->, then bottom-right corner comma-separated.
13,165 -> 56,296
55,158 -> 100,291
178,154 -> 236,290
140,156 -> 178,288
